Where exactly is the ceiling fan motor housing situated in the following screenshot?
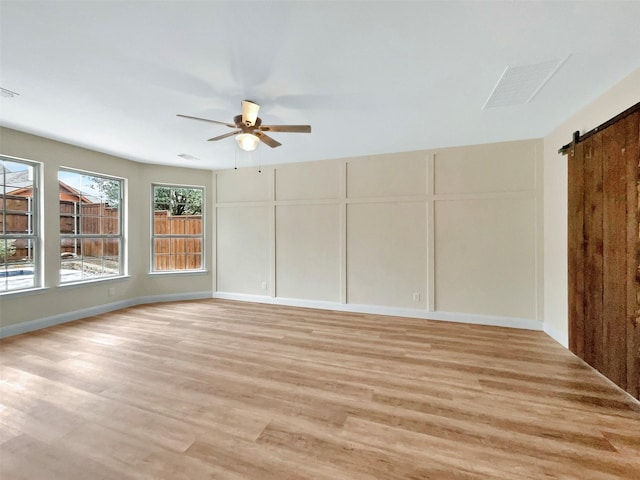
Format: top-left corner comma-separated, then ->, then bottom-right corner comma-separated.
234,115 -> 262,132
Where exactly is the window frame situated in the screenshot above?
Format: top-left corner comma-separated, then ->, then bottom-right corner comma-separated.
58,167 -> 125,285
1,155 -> 42,294
151,183 -> 205,274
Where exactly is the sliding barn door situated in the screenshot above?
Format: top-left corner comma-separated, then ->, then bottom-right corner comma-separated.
567,109 -> 640,399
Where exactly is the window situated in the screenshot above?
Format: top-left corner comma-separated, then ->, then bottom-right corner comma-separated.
1,157 -> 40,293
59,169 -> 124,283
152,185 -> 204,272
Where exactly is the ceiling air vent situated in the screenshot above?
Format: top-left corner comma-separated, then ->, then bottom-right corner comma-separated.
178,153 -> 200,161
0,87 -> 20,98
482,57 -> 568,109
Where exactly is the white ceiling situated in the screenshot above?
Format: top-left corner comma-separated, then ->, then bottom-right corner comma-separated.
1,1 -> 640,170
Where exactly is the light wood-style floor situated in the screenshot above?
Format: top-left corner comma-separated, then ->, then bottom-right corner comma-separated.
1,299 -> 639,479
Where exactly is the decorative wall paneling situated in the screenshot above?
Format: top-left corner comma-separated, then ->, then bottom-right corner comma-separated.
215,140 -> 542,326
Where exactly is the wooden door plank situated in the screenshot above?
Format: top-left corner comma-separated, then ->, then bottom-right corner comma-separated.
568,141 -> 585,358
602,118 -> 629,389
626,111 -> 640,399
582,135 -> 605,371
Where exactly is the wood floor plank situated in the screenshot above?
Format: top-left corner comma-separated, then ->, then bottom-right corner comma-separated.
2,299 -> 640,479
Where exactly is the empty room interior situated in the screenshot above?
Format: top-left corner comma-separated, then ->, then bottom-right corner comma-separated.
1,1 -> 640,479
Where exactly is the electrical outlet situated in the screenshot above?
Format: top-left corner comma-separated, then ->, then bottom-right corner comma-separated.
108,287 -> 115,296
261,282 -> 267,290
413,292 -> 420,302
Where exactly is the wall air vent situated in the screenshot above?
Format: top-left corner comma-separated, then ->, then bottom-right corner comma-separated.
482,57 -> 568,109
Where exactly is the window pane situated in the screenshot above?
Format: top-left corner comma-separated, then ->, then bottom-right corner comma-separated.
101,202 -> 120,235
5,212 -> 30,234
153,186 -> 171,211
0,238 -> 35,291
187,216 -> 202,235
97,179 -> 120,207
174,202 -> 188,216
82,236 -> 104,277
61,237 -> 79,257
81,214 -> 101,234
171,237 -> 186,254
102,212 -> 119,235
170,217 -> 186,235
104,238 -> 120,256
83,237 -> 103,259
6,195 -> 33,213
154,211 -> 169,234
59,169 -> 123,283
154,255 -> 171,271
152,185 -> 204,272
2,157 -> 39,293
60,257 -> 79,283
187,237 -> 202,253
171,254 -> 187,270
185,189 -> 203,215
3,161 -> 34,192
187,254 -> 202,270
154,237 -> 168,254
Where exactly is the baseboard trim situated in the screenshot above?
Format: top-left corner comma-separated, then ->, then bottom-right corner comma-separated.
1,290 -> 544,338
543,322 -> 569,348
133,291 -> 214,306
211,292 -> 543,331
0,291 -> 213,338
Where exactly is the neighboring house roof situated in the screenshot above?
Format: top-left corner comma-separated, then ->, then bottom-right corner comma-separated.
58,180 -> 98,204
3,175 -> 98,204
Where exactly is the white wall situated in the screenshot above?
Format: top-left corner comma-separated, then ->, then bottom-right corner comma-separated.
543,67 -> 640,347
0,128 -> 214,333
215,140 -> 543,329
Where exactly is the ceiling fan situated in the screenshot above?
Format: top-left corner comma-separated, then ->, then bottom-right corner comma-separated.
177,100 -> 311,152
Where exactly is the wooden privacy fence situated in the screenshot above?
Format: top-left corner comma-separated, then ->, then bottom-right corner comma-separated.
153,211 -> 202,235
2,197 -> 203,269
60,201 -> 120,235
1,196 -> 121,262
60,201 -> 120,258
153,211 -> 203,270
1,195 -> 34,261
1,195 -> 31,232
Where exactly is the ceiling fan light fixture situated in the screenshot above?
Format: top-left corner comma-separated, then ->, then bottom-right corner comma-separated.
236,133 -> 259,151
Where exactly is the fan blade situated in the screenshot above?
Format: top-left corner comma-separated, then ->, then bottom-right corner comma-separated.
255,131 -> 282,148
207,130 -> 241,142
177,114 -> 235,128
241,100 -> 260,126
260,125 -> 311,133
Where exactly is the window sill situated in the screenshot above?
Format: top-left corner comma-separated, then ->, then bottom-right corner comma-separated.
148,270 -> 209,277
0,287 -> 50,299
58,275 -> 131,289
